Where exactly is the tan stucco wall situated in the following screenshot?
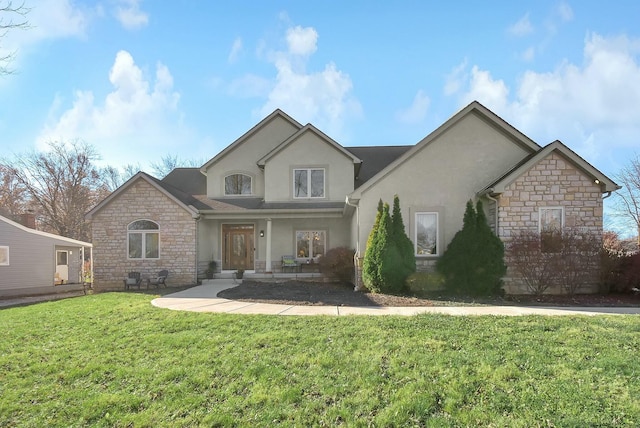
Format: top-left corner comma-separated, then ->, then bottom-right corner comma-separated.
204,116 -> 299,199
263,131 -> 355,202
499,152 -> 603,294
91,180 -> 197,290
356,112 -> 533,264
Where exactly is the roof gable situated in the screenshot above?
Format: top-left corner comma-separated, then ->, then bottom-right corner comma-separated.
200,109 -> 303,173
257,123 -> 361,167
85,172 -> 204,220
350,100 -> 541,198
482,140 -> 620,194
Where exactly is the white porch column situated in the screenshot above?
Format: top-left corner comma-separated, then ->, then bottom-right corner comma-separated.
265,218 -> 272,273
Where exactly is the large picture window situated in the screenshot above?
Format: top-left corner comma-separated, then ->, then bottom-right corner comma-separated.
128,220 -> 159,259
225,173 -> 252,195
0,246 -> 9,266
294,168 -> 324,198
415,212 -> 438,256
296,231 -> 326,259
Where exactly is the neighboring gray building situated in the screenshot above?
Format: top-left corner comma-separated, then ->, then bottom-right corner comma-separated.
86,101 -> 620,294
0,214 -> 92,297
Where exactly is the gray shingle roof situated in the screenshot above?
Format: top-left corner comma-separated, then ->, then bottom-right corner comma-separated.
345,145 -> 412,188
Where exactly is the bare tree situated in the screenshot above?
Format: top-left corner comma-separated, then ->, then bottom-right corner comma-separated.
1,1 -> 30,75
614,154 -> 640,246
100,163 -> 141,192
150,154 -> 203,179
4,140 -> 110,241
0,163 -> 28,218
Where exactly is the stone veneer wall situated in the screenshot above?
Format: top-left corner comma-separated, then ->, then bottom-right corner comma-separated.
91,180 -> 197,290
498,152 -> 603,294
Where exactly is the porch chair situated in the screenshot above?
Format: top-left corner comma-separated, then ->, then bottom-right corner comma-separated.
281,255 -> 300,273
124,272 -> 142,290
148,270 -> 169,289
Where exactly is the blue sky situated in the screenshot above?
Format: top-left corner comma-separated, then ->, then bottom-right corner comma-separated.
1,1 -> 640,228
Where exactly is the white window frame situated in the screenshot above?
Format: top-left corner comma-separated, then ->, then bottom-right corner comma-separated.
293,168 -> 325,199
127,220 -> 160,260
538,207 -> 564,233
295,230 -> 326,260
415,212 -> 439,256
0,246 -> 9,266
224,173 -> 252,196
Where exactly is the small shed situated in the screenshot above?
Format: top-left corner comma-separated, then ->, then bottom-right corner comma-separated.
0,214 -> 92,297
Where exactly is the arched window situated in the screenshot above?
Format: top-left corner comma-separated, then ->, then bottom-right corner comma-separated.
224,173 -> 252,195
128,220 -> 159,259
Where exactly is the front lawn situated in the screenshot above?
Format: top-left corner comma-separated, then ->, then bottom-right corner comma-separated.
1,292 -> 639,426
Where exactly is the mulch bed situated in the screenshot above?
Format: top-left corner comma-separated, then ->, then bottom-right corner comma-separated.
217,280 -> 640,307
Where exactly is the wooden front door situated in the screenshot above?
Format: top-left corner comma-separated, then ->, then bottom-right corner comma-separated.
222,225 -> 254,271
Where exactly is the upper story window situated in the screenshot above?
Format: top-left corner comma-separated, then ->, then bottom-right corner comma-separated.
128,220 -> 159,259
225,173 -> 252,195
294,168 -> 324,198
415,212 -> 438,256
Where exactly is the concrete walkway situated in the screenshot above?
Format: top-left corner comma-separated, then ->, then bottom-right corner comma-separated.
151,279 -> 640,316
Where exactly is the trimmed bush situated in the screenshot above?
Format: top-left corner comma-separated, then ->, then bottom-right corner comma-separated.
362,199 -> 384,290
437,200 -> 506,296
319,247 -> 355,283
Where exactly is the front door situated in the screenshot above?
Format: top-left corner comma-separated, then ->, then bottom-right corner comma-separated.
56,250 -> 69,283
222,224 -> 254,271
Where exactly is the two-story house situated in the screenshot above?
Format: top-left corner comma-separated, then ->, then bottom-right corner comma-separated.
86,101 -> 619,293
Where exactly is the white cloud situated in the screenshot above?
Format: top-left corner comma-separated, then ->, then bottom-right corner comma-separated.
38,50 -> 185,168
228,37 -> 243,63
508,13 -> 534,37
396,90 -> 430,124
556,1 -> 574,22
249,25 -> 361,140
285,26 -> 318,56
445,33 -> 640,171
114,0 -> 149,30
444,59 -> 468,95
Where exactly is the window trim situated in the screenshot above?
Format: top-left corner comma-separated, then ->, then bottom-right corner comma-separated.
293,168 -> 325,199
415,211 -> 439,257
127,219 -> 160,260
295,230 -> 326,260
224,173 -> 253,196
0,246 -> 9,266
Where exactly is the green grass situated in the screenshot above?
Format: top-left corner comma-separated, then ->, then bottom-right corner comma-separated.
1,292 -> 639,427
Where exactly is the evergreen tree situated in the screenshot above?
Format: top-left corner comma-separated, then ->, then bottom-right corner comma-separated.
391,194 -> 416,278
374,203 -> 406,293
437,200 -> 505,295
363,199 -> 384,290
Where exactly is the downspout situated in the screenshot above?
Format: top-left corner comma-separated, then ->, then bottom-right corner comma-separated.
190,205 -> 201,284
345,196 -> 361,290
602,191 -> 612,199
483,188 -> 499,234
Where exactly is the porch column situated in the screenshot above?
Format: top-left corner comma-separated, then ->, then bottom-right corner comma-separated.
265,218 -> 272,273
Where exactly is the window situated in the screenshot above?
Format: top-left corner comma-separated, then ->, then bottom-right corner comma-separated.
225,173 -> 252,195
539,207 -> 563,253
0,246 -> 8,266
415,212 -> 438,256
294,168 -> 324,198
296,231 -> 326,259
128,220 -> 159,259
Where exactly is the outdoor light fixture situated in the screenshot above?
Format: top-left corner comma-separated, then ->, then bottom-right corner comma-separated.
594,179 -> 600,184
260,230 -> 264,237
